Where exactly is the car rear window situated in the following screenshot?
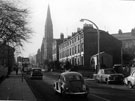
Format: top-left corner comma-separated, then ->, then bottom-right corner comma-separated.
33,69 -> 41,72
65,74 -> 82,81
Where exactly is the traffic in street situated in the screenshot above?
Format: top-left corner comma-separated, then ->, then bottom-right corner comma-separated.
25,71 -> 135,101
1,1 -> 135,101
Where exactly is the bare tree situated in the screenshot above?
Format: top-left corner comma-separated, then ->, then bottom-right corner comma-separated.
0,0 -> 32,49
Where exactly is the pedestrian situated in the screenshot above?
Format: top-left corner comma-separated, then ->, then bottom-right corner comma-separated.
21,67 -> 24,82
15,67 -> 18,75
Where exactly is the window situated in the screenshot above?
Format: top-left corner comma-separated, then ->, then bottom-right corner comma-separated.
70,48 -> 72,55
78,44 -> 80,53
81,44 -> 84,51
65,75 -> 82,81
75,46 -> 76,54
72,47 -> 74,55
78,35 -> 80,40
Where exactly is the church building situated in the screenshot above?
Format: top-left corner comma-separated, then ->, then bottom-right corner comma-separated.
42,5 -> 53,62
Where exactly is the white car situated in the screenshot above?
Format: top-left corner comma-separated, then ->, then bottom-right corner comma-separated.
93,68 -> 124,84
124,71 -> 135,88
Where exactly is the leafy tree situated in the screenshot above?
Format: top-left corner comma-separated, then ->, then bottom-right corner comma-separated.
0,0 -> 32,49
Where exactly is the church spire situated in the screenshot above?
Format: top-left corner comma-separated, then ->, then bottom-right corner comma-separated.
47,5 -> 51,20
45,5 -> 53,39
44,5 -> 53,61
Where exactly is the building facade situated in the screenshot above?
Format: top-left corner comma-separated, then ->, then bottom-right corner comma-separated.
59,28 -> 84,66
112,31 -> 135,64
36,49 -> 41,66
0,44 -> 15,74
59,24 -> 122,70
52,33 -> 64,62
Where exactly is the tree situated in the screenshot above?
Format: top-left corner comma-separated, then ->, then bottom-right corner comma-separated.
0,0 -> 32,49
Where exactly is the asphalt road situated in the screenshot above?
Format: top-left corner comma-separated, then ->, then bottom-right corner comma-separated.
26,72 -> 135,101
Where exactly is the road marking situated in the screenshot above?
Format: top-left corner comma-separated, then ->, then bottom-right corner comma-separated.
90,94 -> 110,101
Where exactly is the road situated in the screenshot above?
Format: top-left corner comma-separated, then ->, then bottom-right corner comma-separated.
26,72 -> 135,101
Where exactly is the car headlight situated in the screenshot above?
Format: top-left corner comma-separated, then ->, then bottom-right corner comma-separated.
124,78 -> 127,84
65,87 -> 69,90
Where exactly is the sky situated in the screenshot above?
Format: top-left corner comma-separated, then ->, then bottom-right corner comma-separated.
14,0 -> 135,57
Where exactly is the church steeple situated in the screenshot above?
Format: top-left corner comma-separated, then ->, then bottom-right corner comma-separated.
43,5 -> 53,61
45,5 -> 53,40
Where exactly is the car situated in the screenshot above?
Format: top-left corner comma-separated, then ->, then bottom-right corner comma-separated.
29,68 -> 43,80
124,71 -> 135,88
93,68 -> 124,84
53,71 -> 89,97
113,64 -> 122,73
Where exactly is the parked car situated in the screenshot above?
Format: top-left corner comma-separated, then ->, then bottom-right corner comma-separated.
93,68 -> 124,84
29,68 -> 43,80
53,71 -> 89,97
113,64 -> 130,77
124,71 -> 135,88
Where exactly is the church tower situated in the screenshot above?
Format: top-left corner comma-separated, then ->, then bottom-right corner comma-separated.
44,5 -> 53,61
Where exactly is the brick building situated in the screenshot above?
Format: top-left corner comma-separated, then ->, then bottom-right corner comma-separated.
52,33 -> 65,62
59,24 -> 122,70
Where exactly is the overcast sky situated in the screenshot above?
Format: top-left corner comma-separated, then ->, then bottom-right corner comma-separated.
15,0 -> 135,57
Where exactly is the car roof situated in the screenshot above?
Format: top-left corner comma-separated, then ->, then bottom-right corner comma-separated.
31,68 -> 41,70
114,64 -> 122,66
61,71 -> 82,77
100,68 -> 114,70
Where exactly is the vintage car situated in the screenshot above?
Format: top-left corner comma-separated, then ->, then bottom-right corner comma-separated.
124,71 -> 135,88
53,71 -> 89,97
93,68 -> 124,84
29,68 -> 43,80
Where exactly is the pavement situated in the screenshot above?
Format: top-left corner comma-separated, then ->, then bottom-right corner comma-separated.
0,71 -> 37,101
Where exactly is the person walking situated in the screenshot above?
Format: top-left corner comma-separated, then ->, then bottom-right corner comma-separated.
21,67 -> 24,82
15,67 -> 18,75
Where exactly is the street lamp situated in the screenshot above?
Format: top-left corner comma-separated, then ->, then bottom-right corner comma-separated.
80,19 -> 100,72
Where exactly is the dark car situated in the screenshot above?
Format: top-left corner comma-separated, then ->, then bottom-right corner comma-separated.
30,68 -> 43,80
53,71 -> 89,97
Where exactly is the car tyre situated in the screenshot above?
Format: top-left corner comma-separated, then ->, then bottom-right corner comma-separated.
60,87 -> 66,97
128,82 -> 133,89
82,94 -> 88,98
96,79 -> 99,83
54,90 -> 58,95
106,79 -> 109,85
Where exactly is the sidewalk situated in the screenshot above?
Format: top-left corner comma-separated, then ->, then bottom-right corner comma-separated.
0,71 -> 37,101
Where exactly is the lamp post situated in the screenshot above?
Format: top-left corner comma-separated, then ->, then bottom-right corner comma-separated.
80,19 -> 100,72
